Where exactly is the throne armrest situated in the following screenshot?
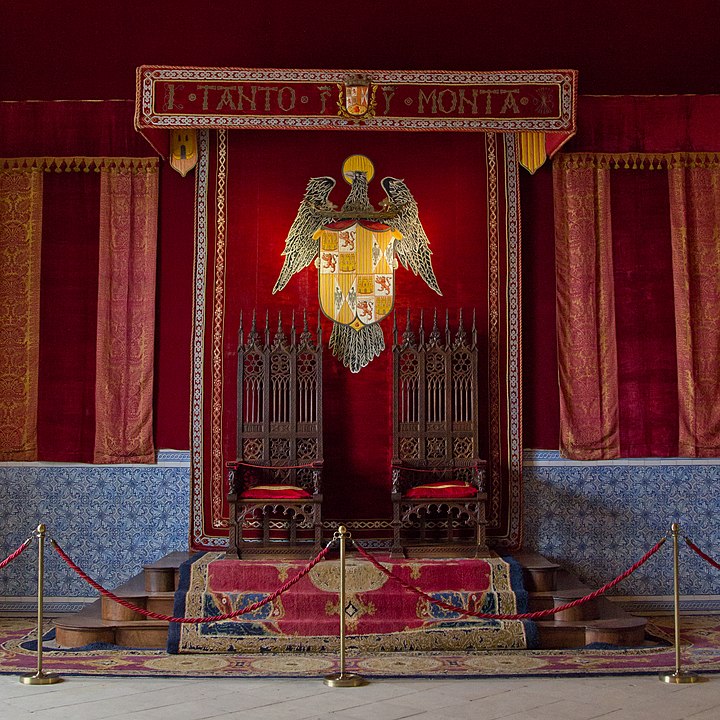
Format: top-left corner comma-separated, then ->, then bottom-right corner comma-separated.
225,460 -> 265,495
470,460 -> 488,492
391,462 -> 421,495
391,460 -> 488,495
310,460 -> 324,495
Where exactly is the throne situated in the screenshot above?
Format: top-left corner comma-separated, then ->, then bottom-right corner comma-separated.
226,310 -> 323,559
391,309 -> 489,558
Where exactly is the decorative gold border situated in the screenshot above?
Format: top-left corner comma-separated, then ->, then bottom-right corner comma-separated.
0,157 -> 158,173
210,131 -> 228,527
556,152 -> 720,169
136,66 -> 577,141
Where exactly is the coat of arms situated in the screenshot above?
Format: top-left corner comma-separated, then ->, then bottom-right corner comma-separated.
337,75 -> 377,121
273,155 -> 442,372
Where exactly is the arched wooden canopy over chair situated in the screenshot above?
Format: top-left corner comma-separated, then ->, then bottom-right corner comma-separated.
226,310 -> 323,559
391,309 -> 489,558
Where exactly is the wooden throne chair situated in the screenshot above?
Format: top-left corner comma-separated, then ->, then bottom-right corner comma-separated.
226,310 -> 323,559
391,309 -> 489,558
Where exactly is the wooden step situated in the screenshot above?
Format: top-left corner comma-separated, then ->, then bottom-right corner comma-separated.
55,552 -> 191,649
55,600 -> 169,648
143,551 -> 190,592
516,552 -> 648,648
514,552 -> 561,592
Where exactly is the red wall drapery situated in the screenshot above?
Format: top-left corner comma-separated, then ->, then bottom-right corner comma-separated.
669,165 -> 720,456
523,95 -> 720,451
553,162 -> 619,459
0,169 -> 43,461
554,154 -> 720,459
94,166 -> 158,463
189,128 -> 523,550
0,101 -> 160,463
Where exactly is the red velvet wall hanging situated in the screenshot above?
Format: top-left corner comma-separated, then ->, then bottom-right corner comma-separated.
135,67 -> 577,551
186,130 -> 521,549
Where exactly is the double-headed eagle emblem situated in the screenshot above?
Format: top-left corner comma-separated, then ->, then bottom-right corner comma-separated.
273,155 -> 441,372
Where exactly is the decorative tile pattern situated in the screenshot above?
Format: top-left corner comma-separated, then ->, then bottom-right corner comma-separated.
1,450 -> 716,601
0,453 -> 190,598
524,451 -> 719,596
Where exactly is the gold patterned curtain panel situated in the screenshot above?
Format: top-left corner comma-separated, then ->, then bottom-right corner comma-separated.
553,162 -> 620,459
0,169 -> 43,461
94,165 -> 158,463
554,153 -> 720,459
668,165 -> 720,457
0,158 -> 158,464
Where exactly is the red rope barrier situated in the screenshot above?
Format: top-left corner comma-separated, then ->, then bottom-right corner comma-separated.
0,537 -> 33,570
353,537 -> 666,621
685,537 -> 720,571
52,540 -> 332,624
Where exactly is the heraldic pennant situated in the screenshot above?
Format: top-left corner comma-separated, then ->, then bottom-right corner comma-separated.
272,155 -> 442,373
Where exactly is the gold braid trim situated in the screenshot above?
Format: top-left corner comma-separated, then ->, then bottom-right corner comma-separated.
556,152 -> 720,170
0,157 -> 158,174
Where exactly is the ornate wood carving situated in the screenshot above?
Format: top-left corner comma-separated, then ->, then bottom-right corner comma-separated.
391,308 -> 489,557
227,309 -> 323,559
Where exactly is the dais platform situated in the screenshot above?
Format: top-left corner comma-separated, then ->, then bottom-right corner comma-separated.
54,550 -> 648,651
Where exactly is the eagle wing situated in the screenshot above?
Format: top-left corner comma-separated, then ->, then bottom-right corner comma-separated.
381,177 -> 442,296
272,176 -> 336,294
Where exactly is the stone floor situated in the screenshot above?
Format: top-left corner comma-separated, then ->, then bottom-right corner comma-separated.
0,673 -> 718,719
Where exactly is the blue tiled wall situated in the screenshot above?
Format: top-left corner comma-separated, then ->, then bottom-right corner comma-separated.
1,450 -> 717,603
524,451 -> 719,598
0,451 -> 190,600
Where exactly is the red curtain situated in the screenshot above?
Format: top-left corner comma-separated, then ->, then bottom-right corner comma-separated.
668,164 -> 720,456
94,166 -> 159,463
553,161 -> 619,459
0,101 -> 160,463
554,153 -> 720,459
0,169 -> 43,461
37,170 -> 100,461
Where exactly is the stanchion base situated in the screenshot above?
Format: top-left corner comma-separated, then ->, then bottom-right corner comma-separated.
659,671 -> 707,684
19,672 -> 63,685
324,672 -> 368,687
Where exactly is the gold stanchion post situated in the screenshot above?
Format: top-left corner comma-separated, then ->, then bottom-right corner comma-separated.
20,524 -> 63,685
324,525 -> 368,687
659,522 -> 707,684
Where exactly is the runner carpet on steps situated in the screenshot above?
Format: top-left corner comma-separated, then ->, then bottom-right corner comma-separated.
168,552 -> 535,653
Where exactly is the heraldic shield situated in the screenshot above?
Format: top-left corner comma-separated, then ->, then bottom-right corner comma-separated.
272,154 -> 441,373
315,221 -> 401,330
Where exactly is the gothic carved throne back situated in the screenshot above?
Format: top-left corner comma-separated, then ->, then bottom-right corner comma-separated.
391,309 -> 488,558
227,310 -> 323,559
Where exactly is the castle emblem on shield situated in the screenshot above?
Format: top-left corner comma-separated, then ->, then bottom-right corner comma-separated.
273,155 -> 442,372
337,75 -> 377,121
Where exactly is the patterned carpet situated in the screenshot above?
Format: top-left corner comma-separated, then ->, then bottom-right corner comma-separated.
170,552 -> 532,654
0,616 -> 718,678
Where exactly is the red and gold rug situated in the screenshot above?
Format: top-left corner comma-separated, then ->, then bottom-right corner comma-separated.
169,553 -> 532,653
1,617 -> 718,678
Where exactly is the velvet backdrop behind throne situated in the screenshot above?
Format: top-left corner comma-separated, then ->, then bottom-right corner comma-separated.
190,129 -> 524,551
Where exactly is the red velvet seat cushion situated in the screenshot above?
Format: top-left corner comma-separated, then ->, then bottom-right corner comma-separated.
240,484 -> 312,500
404,481 -> 477,499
